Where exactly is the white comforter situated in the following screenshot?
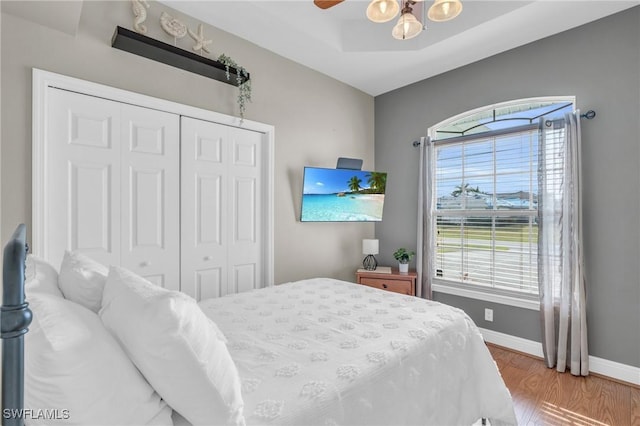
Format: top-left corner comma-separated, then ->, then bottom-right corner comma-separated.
197,278 -> 516,426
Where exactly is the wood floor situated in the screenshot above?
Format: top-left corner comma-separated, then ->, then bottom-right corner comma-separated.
487,344 -> 640,426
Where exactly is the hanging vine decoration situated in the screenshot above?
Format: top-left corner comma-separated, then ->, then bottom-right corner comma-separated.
218,54 -> 252,121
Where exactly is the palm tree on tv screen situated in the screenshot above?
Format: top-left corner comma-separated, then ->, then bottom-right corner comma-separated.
367,172 -> 387,193
348,176 -> 362,192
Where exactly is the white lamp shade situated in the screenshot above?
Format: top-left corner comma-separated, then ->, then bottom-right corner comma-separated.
366,0 -> 400,23
427,0 -> 463,22
362,239 -> 379,255
392,11 -> 423,40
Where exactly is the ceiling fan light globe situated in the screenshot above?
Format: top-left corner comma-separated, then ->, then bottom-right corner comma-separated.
367,0 -> 400,23
392,12 -> 422,40
427,0 -> 462,22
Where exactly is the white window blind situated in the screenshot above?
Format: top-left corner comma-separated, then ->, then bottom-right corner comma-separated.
433,127 -> 539,296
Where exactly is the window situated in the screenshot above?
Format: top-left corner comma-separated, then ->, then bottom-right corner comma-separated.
428,98 -> 574,307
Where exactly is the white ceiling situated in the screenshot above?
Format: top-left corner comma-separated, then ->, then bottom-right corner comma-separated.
2,1 -> 637,96
161,0 -> 639,96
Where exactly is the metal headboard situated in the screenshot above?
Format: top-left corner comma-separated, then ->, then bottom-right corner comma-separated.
1,224 -> 31,426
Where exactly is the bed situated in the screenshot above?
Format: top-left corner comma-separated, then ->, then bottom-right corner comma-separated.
1,224 -> 516,425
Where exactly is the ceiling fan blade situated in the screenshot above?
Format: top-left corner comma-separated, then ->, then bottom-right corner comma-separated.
314,0 -> 345,9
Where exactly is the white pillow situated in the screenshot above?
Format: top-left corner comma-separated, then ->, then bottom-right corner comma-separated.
25,255 -> 63,298
25,293 -> 173,426
100,266 -> 245,426
58,251 -> 108,312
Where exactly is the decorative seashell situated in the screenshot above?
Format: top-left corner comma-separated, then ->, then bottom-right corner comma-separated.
160,11 -> 187,39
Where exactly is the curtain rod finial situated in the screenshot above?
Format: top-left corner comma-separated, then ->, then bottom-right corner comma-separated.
581,110 -> 596,120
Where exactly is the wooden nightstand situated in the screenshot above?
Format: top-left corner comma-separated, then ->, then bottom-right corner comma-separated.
356,268 -> 417,296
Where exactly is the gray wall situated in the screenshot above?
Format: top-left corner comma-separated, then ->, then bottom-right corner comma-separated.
375,7 -> 640,368
1,1 -> 375,284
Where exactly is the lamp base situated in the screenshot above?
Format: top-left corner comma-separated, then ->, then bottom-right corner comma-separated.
363,254 -> 378,271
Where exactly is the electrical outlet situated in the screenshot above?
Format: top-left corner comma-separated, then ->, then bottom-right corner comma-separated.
484,308 -> 493,322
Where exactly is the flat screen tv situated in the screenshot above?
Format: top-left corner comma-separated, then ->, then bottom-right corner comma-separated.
300,167 -> 387,222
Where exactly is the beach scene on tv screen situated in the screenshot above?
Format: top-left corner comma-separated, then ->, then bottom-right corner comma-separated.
301,168 -> 387,222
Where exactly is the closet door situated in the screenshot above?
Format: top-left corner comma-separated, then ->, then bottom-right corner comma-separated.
47,89 -> 122,269
46,88 -> 180,287
120,104 -> 180,289
181,117 -> 263,300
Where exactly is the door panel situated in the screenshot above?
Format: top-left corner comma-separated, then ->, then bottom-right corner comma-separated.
232,263 -> 256,295
121,104 -> 180,289
197,175 -> 223,245
234,177 -> 256,243
196,134 -> 223,163
196,268 -> 223,300
69,113 -> 112,149
47,89 -> 121,268
227,127 -> 263,295
130,168 -> 164,248
69,162 -> 113,253
181,117 -> 228,299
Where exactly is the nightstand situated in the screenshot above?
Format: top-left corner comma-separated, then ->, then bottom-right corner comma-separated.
356,268 -> 417,296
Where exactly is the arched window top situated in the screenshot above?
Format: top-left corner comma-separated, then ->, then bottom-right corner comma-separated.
432,97 -> 575,141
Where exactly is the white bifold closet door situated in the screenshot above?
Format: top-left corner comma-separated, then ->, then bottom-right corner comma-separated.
46,88 -> 180,289
180,117 -> 263,300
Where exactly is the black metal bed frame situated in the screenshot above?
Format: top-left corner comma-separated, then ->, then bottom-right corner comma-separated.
1,224 -> 31,426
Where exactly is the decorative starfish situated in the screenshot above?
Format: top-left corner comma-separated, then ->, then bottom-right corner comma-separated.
188,24 -> 213,54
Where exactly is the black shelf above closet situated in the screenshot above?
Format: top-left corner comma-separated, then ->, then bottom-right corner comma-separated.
111,26 -> 249,86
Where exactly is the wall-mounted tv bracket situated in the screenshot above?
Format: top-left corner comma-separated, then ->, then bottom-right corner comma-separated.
336,157 -> 363,170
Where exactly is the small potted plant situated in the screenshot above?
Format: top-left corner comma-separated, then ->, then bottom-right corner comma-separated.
393,248 -> 415,273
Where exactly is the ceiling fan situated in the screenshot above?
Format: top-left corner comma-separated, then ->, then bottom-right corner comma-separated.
314,0 -> 463,22
313,0 -> 345,9
313,0 -> 463,40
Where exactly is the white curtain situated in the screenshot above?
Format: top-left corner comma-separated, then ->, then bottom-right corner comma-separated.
538,110 -> 588,376
416,136 -> 434,299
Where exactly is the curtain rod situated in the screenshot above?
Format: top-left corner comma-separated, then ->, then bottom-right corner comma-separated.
412,109 -> 597,147
544,109 -> 596,127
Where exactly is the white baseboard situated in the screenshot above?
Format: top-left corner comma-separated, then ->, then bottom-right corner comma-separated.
588,356 -> 640,386
479,327 -> 640,386
479,327 -> 544,358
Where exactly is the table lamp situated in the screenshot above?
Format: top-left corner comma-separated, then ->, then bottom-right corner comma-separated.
362,239 -> 379,271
